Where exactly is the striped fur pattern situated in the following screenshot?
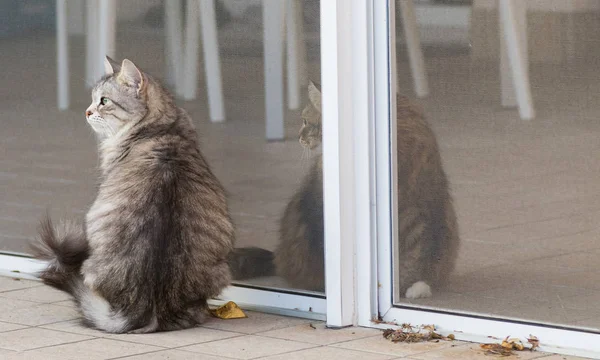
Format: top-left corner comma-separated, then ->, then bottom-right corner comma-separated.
31,57 -> 234,333
276,81 -> 460,297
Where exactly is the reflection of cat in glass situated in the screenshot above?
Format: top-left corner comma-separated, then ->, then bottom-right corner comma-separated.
231,81 -> 460,298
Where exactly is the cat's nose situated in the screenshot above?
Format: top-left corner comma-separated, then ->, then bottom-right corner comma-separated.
86,110 -> 93,117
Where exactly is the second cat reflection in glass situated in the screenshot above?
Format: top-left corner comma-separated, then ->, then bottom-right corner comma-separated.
232,81 -> 460,298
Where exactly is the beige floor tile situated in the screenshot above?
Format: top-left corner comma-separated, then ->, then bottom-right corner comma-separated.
179,334 -> 315,359
558,291 -> 600,311
492,303 -> 600,327
545,271 -> 600,292
0,285 -> 71,303
51,300 -> 75,308
0,327 -> 92,351
17,338 -> 164,360
0,296 -> 39,312
257,323 -> 382,345
569,316 -> 600,330
262,346 -> 397,360
106,326 -> 242,348
331,335 -> 455,357
0,277 -> 41,293
0,303 -> 79,326
540,355 -> 596,360
471,284 -> 596,305
0,321 -> 27,332
406,342 -> 548,359
200,311 -> 311,334
120,349 -> 230,360
40,319 -> 108,337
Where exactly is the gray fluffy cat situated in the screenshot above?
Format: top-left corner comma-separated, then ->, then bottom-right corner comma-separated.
231,81 -> 460,299
32,57 -> 234,333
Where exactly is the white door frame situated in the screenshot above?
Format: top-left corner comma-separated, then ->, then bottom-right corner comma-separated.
320,0 -> 380,328
364,0 -> 600,357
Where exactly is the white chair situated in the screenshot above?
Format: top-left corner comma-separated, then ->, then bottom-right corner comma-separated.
181,0 -> 307,140
398,0 -> 429,98
56,0 -> 117,110
57,0 -> 306,141
398,0 -> 534,120
55,0 -> 225,123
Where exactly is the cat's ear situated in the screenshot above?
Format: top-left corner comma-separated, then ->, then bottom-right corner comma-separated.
118,59 -> 144,94
307,80 -> 321,112
104,56 -> 120,75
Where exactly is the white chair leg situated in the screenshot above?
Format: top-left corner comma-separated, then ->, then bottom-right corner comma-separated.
296,0 -> 308,88
285,0 -> 306,110
199,0 -> 226,122
262,0 -> 286,140
85,0 -> 98,85
499,0 -> 526,107
183,0 -> 200,100
165,0 -> 184,96
398,0 -> 429,98
499,0 -> 534,120
56,0 -> 69,110
391,0 -> 399,97
97,0 -> 116,81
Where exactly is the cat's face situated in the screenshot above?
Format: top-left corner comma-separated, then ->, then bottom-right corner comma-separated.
85,57 -> 148,139
299,81 -> 322,149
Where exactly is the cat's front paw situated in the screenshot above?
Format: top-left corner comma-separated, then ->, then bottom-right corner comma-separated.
405,281 -> 432,299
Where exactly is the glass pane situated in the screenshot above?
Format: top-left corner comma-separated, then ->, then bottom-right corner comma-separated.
392,0 -> 600,329
0,0 -> 324,295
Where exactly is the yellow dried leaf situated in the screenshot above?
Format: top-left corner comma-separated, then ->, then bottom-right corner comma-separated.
210,301 -> 247,319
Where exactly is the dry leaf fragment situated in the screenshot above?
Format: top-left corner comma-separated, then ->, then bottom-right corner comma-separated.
481,343 -> 514,356
481,335 -> 540,356
210,301 -> 247,319
527,335 -> 539,350
382,324 -> 455,344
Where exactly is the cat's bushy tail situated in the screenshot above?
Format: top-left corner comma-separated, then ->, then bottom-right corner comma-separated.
228,247 -> 276,280
30,215 -> 89,293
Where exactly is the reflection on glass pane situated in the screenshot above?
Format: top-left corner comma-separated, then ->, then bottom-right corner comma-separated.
393,0 -> 600,329
0,0 -> 324,295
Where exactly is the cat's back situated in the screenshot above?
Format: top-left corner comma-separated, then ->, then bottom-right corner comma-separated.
87,110 -> 233,306
395,94 -> 439,157
395,94 -> 449,202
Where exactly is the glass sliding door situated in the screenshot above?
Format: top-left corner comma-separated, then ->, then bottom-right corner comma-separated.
366,0 -> 600,355
0,0 -> 333,317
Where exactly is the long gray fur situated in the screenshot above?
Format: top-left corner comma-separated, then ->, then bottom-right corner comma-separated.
31,57 -> 234,333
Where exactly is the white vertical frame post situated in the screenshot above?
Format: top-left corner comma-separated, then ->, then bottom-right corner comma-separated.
56,0 -> 69,110
354,0 -> 379,326
367,0 -> 399,324
321,0 -> 375,328
199,0 -> 226,122
499,0 -> 534,120
262,0 -> 286,141
321,0 -> 354,327
398,0 -> 429,98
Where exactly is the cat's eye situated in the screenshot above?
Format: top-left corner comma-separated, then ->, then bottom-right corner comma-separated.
302,119 -> 308,126
100,97 -> 109,106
